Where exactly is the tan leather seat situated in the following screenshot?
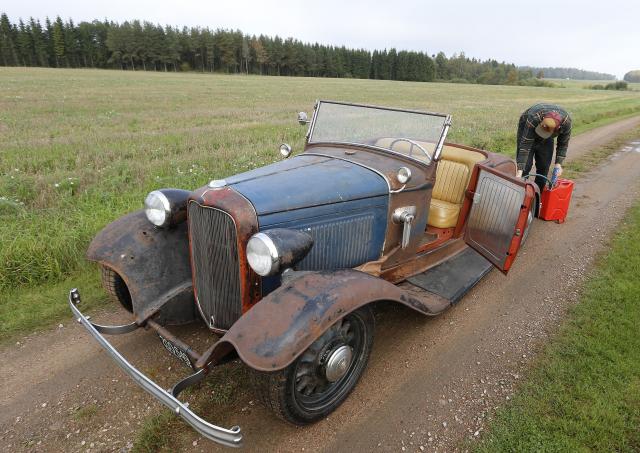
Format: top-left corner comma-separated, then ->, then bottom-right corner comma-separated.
373,138 -> 485,228
429,146 -> 485,228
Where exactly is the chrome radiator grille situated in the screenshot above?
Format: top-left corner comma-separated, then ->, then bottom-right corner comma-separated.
295,214 -> 376,271
188,202 -> 241,330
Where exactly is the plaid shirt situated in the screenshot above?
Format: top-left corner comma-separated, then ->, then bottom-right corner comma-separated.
516,103 -> 572,171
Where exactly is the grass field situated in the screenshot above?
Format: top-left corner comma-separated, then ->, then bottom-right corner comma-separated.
2,67 -> 640,340
475,201 -> 640,452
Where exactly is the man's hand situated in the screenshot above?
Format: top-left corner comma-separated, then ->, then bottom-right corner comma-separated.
554,163 -> 563,176
516,169 -> 523,178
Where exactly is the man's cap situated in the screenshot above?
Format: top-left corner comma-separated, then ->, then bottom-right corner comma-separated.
535,112 -> 563,139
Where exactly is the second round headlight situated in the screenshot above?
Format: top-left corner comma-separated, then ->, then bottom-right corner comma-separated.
246,233 -> 280,276
143,188 -> 191,228
144,190 -> 171,227
246,229 -> 314,277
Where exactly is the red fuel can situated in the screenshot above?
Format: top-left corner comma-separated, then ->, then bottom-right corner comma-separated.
539,178 -> 574,223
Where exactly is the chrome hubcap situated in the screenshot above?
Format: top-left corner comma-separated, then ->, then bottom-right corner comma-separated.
325,345 -> 353,382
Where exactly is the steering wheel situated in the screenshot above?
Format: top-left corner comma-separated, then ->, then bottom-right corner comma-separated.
388,138 -> 432,163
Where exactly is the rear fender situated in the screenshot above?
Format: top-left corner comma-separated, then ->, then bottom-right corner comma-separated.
198,269 -> 436,372
87,210 -> 196,325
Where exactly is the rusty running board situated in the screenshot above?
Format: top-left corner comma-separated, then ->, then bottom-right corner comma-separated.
67,289 -> 243,448
406,247 -> 493,304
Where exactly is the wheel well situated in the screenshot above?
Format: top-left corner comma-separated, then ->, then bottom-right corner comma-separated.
101,266 -> 133,312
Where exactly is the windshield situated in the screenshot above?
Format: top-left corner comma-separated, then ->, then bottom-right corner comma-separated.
308,101 -> 450,164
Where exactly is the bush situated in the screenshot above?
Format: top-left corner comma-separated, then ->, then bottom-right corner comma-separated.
518,78 -> 557,88
605,81 -> 628,90
585,81 -> 627,91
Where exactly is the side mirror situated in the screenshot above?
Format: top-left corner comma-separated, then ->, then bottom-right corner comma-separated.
279,143 -> 292,159
297,112 -> 309,125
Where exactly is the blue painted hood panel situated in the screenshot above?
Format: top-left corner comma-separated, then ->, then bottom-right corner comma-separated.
228,155 -> 388,215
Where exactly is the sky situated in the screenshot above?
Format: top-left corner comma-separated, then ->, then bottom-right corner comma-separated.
3,0 -> 638,79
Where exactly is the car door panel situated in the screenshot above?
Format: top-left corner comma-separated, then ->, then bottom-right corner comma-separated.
463,165 -> 535,274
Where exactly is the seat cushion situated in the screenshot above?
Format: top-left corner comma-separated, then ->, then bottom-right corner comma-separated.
428,198 -> 462,229
428,146 -> 486,228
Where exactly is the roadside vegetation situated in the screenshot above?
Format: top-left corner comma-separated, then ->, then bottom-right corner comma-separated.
132,364 -> 249,452
475,201 -> 640,452
1,67 -> 640,343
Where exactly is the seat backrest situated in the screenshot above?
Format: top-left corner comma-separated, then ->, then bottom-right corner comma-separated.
433,146 -> 485,204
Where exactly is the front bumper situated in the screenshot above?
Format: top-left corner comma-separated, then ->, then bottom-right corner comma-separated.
68,289 -> 243,448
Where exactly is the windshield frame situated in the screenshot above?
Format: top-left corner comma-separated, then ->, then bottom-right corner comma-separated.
306,100 -> 452,165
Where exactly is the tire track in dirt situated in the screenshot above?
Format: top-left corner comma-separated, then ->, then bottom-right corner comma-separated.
1,116 -> 640,452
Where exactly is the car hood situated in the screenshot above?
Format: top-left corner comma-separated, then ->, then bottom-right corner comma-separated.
226,154 -> 388,216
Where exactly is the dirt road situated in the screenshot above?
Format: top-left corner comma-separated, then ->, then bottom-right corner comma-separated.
2,117 -> 640,452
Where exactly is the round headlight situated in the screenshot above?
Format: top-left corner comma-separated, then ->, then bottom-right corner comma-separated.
397,167 -> 412,184
246,233 -> 280,276
279,143 -> 292,158
144,190 -> 171,227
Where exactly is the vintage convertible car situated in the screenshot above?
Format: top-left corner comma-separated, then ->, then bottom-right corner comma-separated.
68,101 -> 537,447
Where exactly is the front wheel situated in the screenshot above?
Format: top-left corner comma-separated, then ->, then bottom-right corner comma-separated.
250,305 -> 375,424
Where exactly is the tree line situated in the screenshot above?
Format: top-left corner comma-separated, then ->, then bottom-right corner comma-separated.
519,66 -> 615,81
623,71 -> 640,83
1,12 -> 563,85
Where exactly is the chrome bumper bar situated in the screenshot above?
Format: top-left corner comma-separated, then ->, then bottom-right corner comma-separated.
68,289 -> 243,448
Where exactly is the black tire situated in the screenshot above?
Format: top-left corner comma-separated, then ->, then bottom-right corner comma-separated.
250,305 -> 375,425
101,266 -> 133,312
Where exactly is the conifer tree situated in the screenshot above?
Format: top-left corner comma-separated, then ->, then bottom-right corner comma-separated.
0,13 -> 18,66
52,16 -> 65,67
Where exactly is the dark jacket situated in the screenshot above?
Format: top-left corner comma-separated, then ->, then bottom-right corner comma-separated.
516,103 -> 572,171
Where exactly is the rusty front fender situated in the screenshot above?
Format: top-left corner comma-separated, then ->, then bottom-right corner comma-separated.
87,210 -> 196,325
198,269 -> 441,372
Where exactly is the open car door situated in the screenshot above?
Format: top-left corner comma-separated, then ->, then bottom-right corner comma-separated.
461,164 -> 536,274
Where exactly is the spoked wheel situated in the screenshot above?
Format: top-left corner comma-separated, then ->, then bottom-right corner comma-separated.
250,305 -> 374,424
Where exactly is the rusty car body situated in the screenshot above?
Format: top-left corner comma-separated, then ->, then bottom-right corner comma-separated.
68,100 -> 537,447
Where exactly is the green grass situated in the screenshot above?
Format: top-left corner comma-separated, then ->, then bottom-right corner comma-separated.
131,363 -> 249,452
475,203 -> 640,452
73,404 -> 99,421
0,267 -> 106,339
131,411 -> 180,453
1,67 -> 640,342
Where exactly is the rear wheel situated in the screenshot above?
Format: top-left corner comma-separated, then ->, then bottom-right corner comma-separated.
250,305 -> 375,424
101,266 -> 133,312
